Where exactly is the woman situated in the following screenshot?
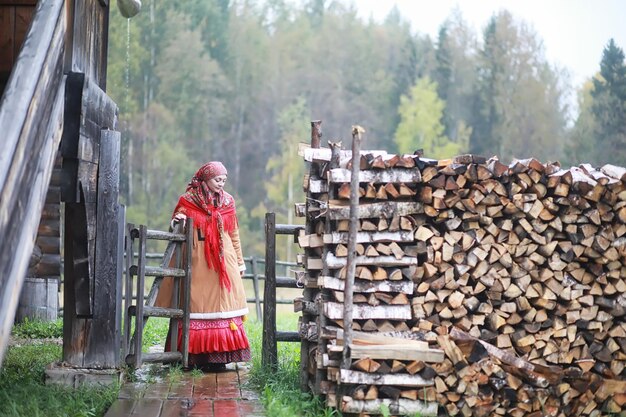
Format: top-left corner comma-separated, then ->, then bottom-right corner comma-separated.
155,161 -> 250,371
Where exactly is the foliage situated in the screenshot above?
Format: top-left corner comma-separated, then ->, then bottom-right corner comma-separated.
0,343 -> 118,417
258,97 -> 310,260
589,39 -> 626,166
141,317 -> 171,352
395,77 -> 466,158
470,11 -> 567,162
246,316 -> 338,417
12,318 -> 62,339
107,1 -> 623,249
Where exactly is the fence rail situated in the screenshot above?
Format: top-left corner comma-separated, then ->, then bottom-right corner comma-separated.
127,254 -> 300,320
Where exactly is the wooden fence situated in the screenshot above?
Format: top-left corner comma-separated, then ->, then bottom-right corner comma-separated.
129,253 -> 299,321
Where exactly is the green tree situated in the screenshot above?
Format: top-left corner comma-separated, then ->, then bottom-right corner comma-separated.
433,9 -> 477,144
254,98 -> 310,261
470,11 -> 566,162
590,39 -> 626,165
394,77 -> 466,158
154,14 -> 230,159
565,80 -> 596,165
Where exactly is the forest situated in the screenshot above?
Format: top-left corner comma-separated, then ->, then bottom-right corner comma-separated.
106,0 -> 626,258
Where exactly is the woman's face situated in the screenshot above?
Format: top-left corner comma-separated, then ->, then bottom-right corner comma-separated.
205,175 -> 227,193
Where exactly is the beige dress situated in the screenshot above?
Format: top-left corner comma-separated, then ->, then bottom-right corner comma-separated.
155,223 -> 250,365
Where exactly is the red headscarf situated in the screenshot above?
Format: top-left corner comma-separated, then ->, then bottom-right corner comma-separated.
173,161 -> 237,291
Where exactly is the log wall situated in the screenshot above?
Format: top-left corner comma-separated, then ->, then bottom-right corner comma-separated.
297,144 -> 626,416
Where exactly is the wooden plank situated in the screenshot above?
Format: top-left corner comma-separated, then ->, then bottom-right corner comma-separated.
71,0 -> 109,89
339,369 -> 433,387
327,201 -> 423,220
324,302 -> 411,320
262,213 -> 277,369
0,0 -> 64,188
0,6 -> 15,72
84,130 -> 121,367
324,252 -> 418,269
299,144 -> 387,162
324,230 -> 415,244
14,6 -> 34,53
340,398 -> 438,416
349,344 -> 444,362
0,0 -> 65,362
329,168 -> 422,184
318,275 -> 413,294
333,328 -> 428,348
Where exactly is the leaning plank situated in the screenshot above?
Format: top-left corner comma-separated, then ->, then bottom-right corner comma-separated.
349,344 -> 444,363
324,302 -> 411,320
340,397 -> 438,416
339,369 -> 433,387
328,168 -> 422,184
332,328 -> 427,348
327,201 -> 424,220
324,230 -> 415,244
318,275 -> 414,295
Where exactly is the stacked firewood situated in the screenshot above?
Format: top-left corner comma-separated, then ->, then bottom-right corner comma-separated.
296,144 -> 626,416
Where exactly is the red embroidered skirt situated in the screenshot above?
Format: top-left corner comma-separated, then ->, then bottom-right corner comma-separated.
168,316 -> 251,365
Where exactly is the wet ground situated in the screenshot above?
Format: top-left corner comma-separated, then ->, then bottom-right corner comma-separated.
104,363 -> 265,417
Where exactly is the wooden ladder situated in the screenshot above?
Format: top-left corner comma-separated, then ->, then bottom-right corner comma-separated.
123,220 -> 193,368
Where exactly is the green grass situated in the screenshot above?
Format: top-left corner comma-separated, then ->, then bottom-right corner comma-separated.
12,318 -> 63,339
245,315 -> 340,417
0,341 -> 118,417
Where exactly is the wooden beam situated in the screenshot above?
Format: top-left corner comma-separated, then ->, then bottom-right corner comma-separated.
327,201 -> 423,220
349,344 -> 445,363
324,252 -> 418,268
0,0 -> 66,365
318,275 -> 414,295
339,369 -> 433,387
339,398 -> 438,416
324,301 -> 411,320
329,168 -> 422,184
323,230 -> 415,244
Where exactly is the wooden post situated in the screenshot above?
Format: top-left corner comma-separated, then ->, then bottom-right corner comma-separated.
133,225 -> 147,367
123,223 -> 134,359
262,212 -> 277,369
311,120 -> 322,149
182,218 -> 193,368
251,257 -> 262,321
342,126 -> 364,370
88,129 -> 122,367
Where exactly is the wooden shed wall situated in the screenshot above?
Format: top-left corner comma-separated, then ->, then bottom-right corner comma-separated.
0,1 -> 38,97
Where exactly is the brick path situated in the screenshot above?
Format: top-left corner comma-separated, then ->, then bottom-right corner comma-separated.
104,364 -> 265,417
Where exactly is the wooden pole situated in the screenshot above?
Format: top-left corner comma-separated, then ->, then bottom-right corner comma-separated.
182,218 -> 193,368
341,126 -> 364,370
251,257 -> 262,320
262,212 -> 278,369
134,225 -> 147,367
311,120 -> 322,149
123,223 -> 134,359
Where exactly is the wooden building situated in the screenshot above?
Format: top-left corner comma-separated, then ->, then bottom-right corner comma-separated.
0,0 -> 125,381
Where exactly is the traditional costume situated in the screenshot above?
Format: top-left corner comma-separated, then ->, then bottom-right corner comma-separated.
155,161 -> 250,369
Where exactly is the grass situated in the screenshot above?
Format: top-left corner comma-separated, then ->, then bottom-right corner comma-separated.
0,334 -> 118,417
245,315 -> 340,417
11,318 -> 63,339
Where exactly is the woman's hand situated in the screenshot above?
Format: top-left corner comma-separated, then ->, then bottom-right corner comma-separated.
173,213 -> 187,225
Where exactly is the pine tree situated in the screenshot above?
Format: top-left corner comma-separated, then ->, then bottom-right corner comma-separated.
590,39 -> 626,165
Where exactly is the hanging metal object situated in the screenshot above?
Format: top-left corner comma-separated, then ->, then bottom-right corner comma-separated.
118,0 -> 141,18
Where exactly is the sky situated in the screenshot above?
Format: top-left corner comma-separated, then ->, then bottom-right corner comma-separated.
353,0 -> 626,90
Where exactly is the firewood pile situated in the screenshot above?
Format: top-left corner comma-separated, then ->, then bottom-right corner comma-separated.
295,143 -> 626,416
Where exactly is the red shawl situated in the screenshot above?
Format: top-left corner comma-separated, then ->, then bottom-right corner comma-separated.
173,188 -> 238,291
